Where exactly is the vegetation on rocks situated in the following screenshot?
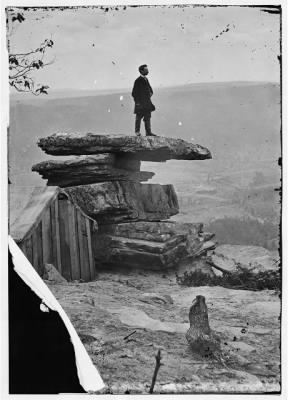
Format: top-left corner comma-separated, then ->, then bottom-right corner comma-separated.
176,262 -> 281,292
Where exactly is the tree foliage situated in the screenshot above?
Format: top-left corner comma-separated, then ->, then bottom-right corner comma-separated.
7,9 -> 54,95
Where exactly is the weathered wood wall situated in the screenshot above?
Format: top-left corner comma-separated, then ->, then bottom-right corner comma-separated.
18,194 -> 96,282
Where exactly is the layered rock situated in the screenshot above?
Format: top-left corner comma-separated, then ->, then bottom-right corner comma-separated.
92,221 -> 207,270
64,182 -> 179,224
37,133 -> 212,161
33,133 -> 213,271
32,154 -> 154,187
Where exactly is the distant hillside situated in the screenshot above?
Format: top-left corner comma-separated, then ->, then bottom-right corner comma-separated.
9,81 -> 280,188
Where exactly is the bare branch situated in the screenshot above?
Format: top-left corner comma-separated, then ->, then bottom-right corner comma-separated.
9,66 -> 33,79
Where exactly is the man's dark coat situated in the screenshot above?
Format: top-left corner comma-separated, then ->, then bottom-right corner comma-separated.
132,76 -> 155,114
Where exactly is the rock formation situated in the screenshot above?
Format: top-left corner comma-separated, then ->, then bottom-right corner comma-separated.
32,155 -> 154,187
36,132 -> 212,160
64,183 -> 179,224
33,133 -> 214,271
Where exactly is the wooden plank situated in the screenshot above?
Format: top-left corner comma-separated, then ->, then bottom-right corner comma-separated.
18,240 -> 27,255
58,198 -> 71,281
50,202 -> 57,269
55,198 -> 62,274
76,209 -> 85,281
32,228 -> 39,274
51,198 -> 62,274
18,239 -> 31,264
23,235 -> 33,265
79,212 -> 90,281
68,201 -> 80,280
86,218 -> 95,280
32,222 -> 43,276
41,206 -> 53,265
37,222 -> 44,277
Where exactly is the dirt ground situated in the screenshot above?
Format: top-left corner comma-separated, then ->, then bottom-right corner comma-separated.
47,269 -> 280,394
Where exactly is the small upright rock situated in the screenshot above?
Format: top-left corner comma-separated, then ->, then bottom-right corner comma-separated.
186,295 -> 221,357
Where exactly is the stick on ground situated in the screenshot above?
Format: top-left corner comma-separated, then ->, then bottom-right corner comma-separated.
123,330 -> 137,341
149,349 -> 163,394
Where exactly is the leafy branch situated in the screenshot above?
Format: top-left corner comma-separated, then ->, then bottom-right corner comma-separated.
7,10 -> 55,95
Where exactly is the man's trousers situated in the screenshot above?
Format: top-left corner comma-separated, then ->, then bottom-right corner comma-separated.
135,111 -> 152,135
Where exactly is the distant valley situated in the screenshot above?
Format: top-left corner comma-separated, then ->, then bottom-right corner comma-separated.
9,81 -> 281,249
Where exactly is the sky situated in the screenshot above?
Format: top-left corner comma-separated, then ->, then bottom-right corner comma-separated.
7,5 -> 281,92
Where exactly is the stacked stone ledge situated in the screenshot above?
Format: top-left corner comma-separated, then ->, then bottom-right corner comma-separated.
32,133 -> 215,271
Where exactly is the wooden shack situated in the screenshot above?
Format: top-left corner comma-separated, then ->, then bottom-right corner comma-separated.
9,186 -> 98,281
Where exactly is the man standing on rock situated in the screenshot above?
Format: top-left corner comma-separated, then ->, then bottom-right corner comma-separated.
132,64 -> 157,137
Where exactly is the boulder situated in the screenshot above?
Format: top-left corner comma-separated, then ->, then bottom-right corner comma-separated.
139,293 -> 174,305
32,154 -> 154,187
177,258 -> 216,277
43,263 -> 67,283
211,244 -> 279,274
100,221 -> 184,242
192,240 -> 217,257
199,231 -> 215,241
92,221 -> 214,271
64,182 -> 179,224
212,267 -> 223,277
37,133 -> 212,161
93,233 -> 188,270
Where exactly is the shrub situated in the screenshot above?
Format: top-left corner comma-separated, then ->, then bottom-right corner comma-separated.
176,263 -> 281,292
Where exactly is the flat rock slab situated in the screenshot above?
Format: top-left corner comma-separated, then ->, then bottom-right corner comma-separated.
37,133 -> 212,161
47,274 -> 280,394
100,221 -> 186,242
211,244 -> 279,273
94,234 -> 188,270
32,154 -> 154,187
93,221 -> 213,271
109,306 -> 188,333
139,293 -> 174,305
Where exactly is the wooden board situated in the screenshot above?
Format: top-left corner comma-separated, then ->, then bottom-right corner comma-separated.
77,210 -> 90,281
41,206 -> 53,265
86,219 -> 95,280
54,198 -> 62,274
68,201 -> 80,280
32,222 -> 43,276
23,235 -> 33,265
58,198 -> 72,281
50,202 -> 58,270
76,209 -> 85,281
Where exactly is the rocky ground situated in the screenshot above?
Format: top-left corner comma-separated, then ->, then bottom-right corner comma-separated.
47,268 -> 280,394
